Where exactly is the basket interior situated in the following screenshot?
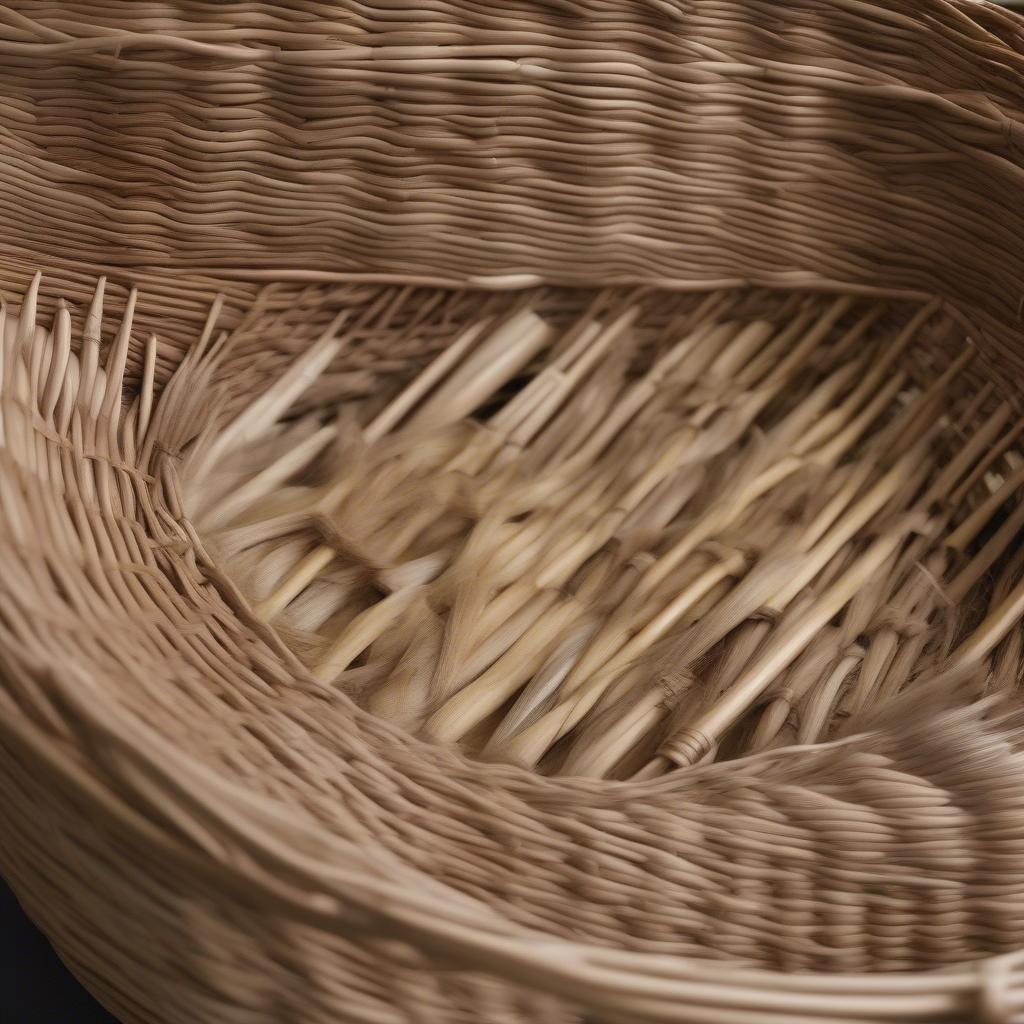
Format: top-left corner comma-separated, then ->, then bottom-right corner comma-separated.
5,274 -> 1024,1015
163,281 -> 1024,781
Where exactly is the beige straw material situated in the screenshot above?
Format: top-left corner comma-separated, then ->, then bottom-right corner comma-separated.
191,285 -> 1021,787
2,3 -> 1024,1024
1,1 -> 1024,390
4,275 -> 1024,1024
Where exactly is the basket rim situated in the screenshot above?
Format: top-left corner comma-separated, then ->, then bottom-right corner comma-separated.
2,657 -> 1018,1024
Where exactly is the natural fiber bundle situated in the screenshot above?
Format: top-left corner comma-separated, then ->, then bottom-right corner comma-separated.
3,3 -> 1024,1024
189,288 -> 1024,788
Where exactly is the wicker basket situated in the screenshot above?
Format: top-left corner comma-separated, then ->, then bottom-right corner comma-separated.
3,2 -> 1024,1022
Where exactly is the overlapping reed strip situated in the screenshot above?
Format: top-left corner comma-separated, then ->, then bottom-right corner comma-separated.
185,285 -> 1024,779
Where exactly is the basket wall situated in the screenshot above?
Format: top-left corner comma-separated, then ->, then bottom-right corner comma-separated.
0,2 -> 1023,384
2,4 -> 1024,1024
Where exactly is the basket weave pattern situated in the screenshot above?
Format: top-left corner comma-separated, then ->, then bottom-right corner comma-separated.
2,3 -> 1024,1023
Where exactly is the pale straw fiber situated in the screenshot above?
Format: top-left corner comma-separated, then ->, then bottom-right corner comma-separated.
2,3 -> 1024,1023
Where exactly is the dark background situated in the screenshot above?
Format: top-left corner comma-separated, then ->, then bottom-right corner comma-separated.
0,883 -> 117,1023
2,1 -> 1023,1021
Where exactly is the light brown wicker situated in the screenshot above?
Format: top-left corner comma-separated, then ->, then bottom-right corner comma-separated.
3,3 -> 1024,1023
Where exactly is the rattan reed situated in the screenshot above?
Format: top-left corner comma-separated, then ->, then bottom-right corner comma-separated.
3,3 -> 1024,1023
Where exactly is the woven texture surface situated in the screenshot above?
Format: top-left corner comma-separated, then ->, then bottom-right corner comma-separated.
1,2 -> 1024,387
2,3 -> 1024,1023
3,277 -> 1024,1024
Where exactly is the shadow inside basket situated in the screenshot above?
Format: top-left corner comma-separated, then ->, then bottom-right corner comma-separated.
174,283 -> 1024,780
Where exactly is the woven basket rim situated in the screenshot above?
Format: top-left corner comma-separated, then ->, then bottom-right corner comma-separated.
5,637 -> 1018,1022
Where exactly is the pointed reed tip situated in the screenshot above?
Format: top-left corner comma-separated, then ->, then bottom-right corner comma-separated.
18,274 -> 40,334
85,277 -> 106,339
119,287 -> 139,331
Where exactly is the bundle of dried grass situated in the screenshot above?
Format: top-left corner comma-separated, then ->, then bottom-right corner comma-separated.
185,287 -> 1024,785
